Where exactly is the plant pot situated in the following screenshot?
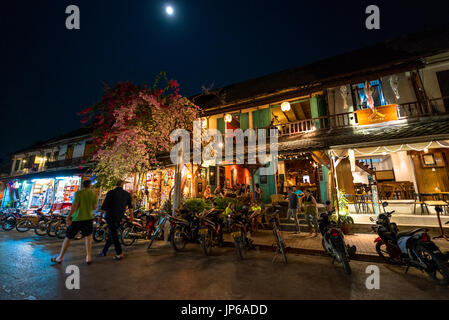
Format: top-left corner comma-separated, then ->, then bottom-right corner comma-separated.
340,223 -> 352,235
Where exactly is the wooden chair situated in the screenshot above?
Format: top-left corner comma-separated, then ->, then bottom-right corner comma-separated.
413,193 -> 430,215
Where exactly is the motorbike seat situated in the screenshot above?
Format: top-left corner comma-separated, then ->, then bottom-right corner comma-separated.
397,228 -> 426,238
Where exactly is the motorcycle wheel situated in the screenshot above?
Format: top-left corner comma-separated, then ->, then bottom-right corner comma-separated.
56,223 -> 67,239
35,220 -> 48,236
171,226 -> 187,252
47,221 -> 59,237
375,240 -> 397,264
93,228 -> 106,242
200,228 -> 213,256
16,219 -> 30,232
121,225 -> 136,246
2,215 -> 16,231
416,245 -> 449,286
334,245 -> 351,275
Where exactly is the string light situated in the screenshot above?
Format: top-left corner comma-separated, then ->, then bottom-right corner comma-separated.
353,141 -> 445,155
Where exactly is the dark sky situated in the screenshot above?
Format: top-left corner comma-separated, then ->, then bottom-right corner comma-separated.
2,0 -> 449,162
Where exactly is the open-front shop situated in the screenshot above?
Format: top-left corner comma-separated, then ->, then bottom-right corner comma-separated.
332,140 -> 449,215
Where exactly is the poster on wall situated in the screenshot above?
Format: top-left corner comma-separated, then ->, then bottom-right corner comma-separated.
357,104 -> 398,126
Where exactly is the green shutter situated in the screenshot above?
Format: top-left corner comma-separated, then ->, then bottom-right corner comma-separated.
217,118 -> 225,134
240,113 -> 249,130
252,108 -> 271,128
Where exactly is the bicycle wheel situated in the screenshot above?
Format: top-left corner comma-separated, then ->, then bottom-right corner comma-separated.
275,230 -> 288,264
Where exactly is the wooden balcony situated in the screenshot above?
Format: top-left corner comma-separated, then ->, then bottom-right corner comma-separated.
270,97 -> 449,137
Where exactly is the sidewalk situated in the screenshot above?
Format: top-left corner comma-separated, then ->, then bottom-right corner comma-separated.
224,230 -> 449,262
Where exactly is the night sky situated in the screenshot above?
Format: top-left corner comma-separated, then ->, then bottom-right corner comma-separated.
2,0 -> 449,164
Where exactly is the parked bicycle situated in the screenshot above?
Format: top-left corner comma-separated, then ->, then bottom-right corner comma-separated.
265,205 -> 287,264
147,212 -> 172,250
15,208 -> 51,236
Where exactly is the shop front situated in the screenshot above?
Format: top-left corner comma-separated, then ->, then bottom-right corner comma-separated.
332,141 -> 449,215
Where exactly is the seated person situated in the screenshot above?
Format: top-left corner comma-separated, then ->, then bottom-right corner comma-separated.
213,185 -> 224,197
249,202 -> 263,232
203,185 -> 213,200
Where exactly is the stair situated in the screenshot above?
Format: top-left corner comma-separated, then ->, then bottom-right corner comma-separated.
355,160 -> 375,175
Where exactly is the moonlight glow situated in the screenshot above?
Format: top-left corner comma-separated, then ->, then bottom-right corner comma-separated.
166,6 -> 174,16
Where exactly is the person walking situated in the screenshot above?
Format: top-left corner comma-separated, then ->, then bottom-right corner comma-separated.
51,180 -> 97,265
254,183 -> 263,203
287,186 -> 300,234
299,189 -> 319,237
99,180 -> 134,260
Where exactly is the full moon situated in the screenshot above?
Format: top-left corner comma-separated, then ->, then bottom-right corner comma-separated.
166,6 -> 174,15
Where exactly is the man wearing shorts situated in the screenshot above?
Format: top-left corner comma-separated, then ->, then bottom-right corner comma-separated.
51,179 -> 97,265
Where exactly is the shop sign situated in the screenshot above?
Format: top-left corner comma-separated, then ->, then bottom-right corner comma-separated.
357,104 -> 398,126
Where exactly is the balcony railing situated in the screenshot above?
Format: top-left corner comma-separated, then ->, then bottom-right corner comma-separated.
46,156 -> 93,169
270,97 -> 449,137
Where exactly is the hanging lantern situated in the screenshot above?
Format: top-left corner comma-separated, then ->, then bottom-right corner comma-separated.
281,102 -> 291,112
224,113 -> 232,123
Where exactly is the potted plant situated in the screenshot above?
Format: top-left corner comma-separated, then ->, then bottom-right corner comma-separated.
334,189 -> 354,234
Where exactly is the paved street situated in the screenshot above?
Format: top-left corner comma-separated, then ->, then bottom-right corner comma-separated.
1,230 -> 449,300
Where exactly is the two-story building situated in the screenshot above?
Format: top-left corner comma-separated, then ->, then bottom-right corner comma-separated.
0,128 -> 95,212
191,25 -> 449,215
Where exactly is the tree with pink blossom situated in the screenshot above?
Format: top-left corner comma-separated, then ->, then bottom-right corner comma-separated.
78,72 -> 199,189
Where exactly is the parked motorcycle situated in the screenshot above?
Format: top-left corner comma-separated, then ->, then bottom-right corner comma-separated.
170,208 -> 201,252
227,206 -> 255,260
371,202 -> 449,285
121,210 -> 160,246
197,208 -> 224,256
1,209 -> 23,231
319,201 -> 356,274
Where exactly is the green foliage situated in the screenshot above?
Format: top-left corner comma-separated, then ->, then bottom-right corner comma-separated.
331,189 -> 354,226
161,198 -> 172,214
183,198 -> 212,214
213,197 -> 243,211
335,189 -> 349,215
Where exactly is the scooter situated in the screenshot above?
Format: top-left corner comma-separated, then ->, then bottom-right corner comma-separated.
319,201 -> 356,274
370,202 -> 449,286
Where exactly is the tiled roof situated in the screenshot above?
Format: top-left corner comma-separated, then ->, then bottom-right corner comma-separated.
193,24 -> 449,112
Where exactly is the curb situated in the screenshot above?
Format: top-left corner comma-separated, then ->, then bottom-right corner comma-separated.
224,241 -> 384,263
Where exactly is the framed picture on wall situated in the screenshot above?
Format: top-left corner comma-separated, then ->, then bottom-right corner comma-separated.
260,175 -> 267,184
421,154 -> 437,167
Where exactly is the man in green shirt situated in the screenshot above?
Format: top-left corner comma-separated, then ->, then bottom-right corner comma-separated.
51,179 -> 98,265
